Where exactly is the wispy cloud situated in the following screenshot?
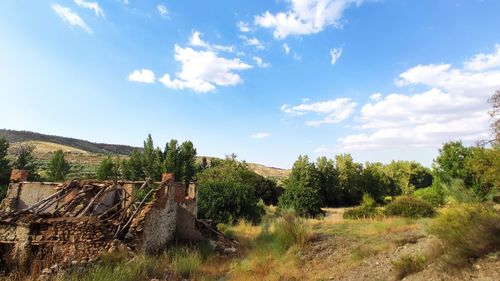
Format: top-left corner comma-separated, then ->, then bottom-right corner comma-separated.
237,21 -> 251,32
52,3 -> 92,34
189,30 -> 234,52
239,35 -> 265,50
282,98 -> 357,126
157,4 -> 168,18
251,132 -> 271,139
253,56 -> 271,68
330,47 -> 342,65
74,0 -> 104,17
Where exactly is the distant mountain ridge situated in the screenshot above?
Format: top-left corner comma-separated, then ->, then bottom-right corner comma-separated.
0,129 -> 139,155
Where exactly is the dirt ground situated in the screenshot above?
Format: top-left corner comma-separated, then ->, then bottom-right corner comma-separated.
300,208 -> 500,281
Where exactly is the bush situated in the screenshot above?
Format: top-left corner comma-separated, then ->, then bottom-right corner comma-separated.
278,183 -> 322,217
384,196 -> 435,218
428,203 -> 500,266
344,194 -> 379,219
198,180 -> 263,224
413,184 -> 444,207
391,254 -> 427,280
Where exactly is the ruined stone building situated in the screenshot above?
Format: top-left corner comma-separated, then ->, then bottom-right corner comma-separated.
0,172 -> 233,271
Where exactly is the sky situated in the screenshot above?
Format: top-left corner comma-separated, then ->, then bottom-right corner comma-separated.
1,0 -> 500,169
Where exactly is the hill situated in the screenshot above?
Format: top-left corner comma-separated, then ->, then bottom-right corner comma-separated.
0,129 -> 138,155
1,129 -> 290,179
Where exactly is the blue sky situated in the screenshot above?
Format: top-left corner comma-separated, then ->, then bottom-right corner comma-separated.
1,0 -> 499,168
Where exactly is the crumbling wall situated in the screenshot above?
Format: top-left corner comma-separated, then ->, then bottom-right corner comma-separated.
128,185 -> 178,254
175,205 -> 203,241
15,183 -> 60,211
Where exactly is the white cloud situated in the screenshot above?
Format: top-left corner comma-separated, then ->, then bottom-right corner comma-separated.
330,47 -> 342,65
237,21 -> 251,32
283,43 -> 290,54
189,30 -> 234,52
128,69 -> 156,83
159,45 -> 252,93
74,0 -> 104,17
253,56 -> 270,68
157,4 -> 168,17
464,44 -> 500,71
251,132 -> 271,139
339,46 -> 500,150
281,98 -> 357,126
369,93 -> 382,101
314,145 -> 335,153
239,35 -> 265,50
254,0 -> 363,39
293,53 -> 302,61
52,4 -> 92,33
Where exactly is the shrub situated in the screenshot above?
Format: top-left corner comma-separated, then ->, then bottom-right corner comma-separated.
391,254 -> 427,280
384,196 -> 435,218
198,180 -> 263,224
427,203 -> 500,266
413,184 -> 444,207
278,183 -> 322,217
343,194 -> 379,219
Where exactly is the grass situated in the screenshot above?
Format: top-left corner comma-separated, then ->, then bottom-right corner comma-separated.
427,203 -> 500,267
391,253 -> 428,280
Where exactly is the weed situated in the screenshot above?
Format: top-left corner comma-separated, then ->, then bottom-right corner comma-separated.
391,253 -> 427,280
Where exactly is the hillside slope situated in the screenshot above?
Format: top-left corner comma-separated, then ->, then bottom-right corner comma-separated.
0,129 -> 138,155
1,129 -> 290,179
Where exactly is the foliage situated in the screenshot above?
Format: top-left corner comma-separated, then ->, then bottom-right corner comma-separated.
465,145 -> 500,199
0,184 -> 7,202
121,150 -> 144,180
12,142 -> 39,180
343,194 -> 379,219
47,150 -> 71,181
316,156 -> 339,206
361,162 -> 396,202
335,154 -> 363,205
198,180 -> 263,224
142,134 -> 162,181
412,182 -> 444,207
428,203 -> 500,266
198,155 -> 281,204
433,141 -> 473,185
391,254 -> 427,280
384,196 -> 435,218
96,156 -> 119,181
279,182 -> 322,217
385,161 -> 432,195
0,137 -> 11,185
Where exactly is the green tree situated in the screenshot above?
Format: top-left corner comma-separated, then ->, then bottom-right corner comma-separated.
179,140 -> 197,185
121,150 -> 145,180
335,154 -> 363,205
163,139 -> 182,181
12,143 -> 39,181
279,155 -> 322,217
142,134 -> 162,181
0,137 -> 11,185
466,145 -> 500,199
198,180 -> 262,224
361,162 -> 395,202
316,156 -> 339,206
97,156 -> 119,180
433,141 -> 473,185
47,150 -> 71,181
